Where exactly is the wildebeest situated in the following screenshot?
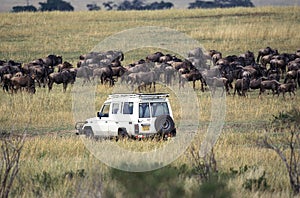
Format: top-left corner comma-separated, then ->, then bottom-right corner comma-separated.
242,65 -> 266,79
164,65 -> 176,86
103,50 -> 124,62
297,69 -> 300,87
249,77 -> 267,90
39,54 -> 62,67
284,70 -> 298,87
257,46 -> 278,63
287,60 -> 300,71
296,49 -> 300,58
10,74 -> 36,94
0,64 -> 22,79
188,47 -> 208,68
126,72 -> 139,88
259,80 -> 281,96
260,54 -> 274,68
0,60 -> 6,66
204,49 -> 222,66
234,77 -> 250,97
202,66 -> 221,79
180,69 -> 207,91
216,55 -> 240,67
111,65 -> 127,81
79,50 -> 124,68
28,65 -> 52,88
48,70 -> 76,92
92,66 -> 114,86
58,61 -> 73,72
146,52 -> 164,62
126,63 -> 152,74
75,66 -> 93,85
267,69 -> 280,81
239,50 -> 255,66
2,73 -> 12,92
206,77 -> 229,96
30,54 -> 63,67
188,47 -> 204,58
127,59 -> 146,67
82,51 -> 122,61
171,59 -> 195,71
211,52 -> 222,66
159,54 -> 173,63
0,60 -> 22,68
277,82 -> 296,98
270,55 -> 288,78
127,68 -> 161,92
122,63 -> 152,82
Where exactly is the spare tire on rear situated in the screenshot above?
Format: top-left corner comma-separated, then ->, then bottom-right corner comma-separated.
154,115 -> 175,134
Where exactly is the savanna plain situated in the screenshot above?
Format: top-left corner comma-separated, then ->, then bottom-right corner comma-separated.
0,6 -> 300,197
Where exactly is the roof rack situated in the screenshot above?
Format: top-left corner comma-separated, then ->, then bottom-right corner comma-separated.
108,93 -> 169,99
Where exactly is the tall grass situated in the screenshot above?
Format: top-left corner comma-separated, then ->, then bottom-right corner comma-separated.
0,7 -> 299,62
0,6 -> 300,197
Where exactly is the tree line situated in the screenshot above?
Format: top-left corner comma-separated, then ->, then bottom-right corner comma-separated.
12,0 -> 74,12
188,0 -> 254,9
12,0 -> 254,12
101,0 -> 174,11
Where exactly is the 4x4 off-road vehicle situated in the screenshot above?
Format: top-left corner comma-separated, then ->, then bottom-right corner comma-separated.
75,93 -> 176,139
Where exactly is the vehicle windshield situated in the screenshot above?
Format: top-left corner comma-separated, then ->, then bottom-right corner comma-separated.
100,103 -> 110,117
139,102 -> 169,118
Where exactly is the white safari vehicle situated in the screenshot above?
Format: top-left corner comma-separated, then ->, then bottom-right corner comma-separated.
75,93 -> 176,139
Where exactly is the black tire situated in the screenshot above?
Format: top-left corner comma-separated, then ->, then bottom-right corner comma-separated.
154,115 -> 175,134
118,129 -> 129,140
84,127 -> 94,138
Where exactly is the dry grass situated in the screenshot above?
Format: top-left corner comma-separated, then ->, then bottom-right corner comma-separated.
0,6 -> 300,197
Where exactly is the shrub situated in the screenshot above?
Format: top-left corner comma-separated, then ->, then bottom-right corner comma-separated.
107,165 -> 186,198
262,107 -> 300,195
0,133 -> 25,198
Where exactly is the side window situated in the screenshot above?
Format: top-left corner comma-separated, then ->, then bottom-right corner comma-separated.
112,103 -> 119,114
123,102 -> 133,114
139,103 -> 150,118
100,103 -> 110,117
151,102 -> 169,117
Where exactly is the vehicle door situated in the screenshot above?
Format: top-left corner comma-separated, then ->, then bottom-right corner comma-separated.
94,103 -> 110,137
138,102 -> 152,133
117,102 -> 134,135
108,102 -> 120,136
149,102 -> 170,133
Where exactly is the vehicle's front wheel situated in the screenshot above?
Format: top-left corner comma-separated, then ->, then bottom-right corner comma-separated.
84,128 -> 94,138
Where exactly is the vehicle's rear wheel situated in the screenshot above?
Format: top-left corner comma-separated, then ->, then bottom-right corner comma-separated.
155,115 -> 175,135
84,128 -> 94,138
118,129 -> 129,140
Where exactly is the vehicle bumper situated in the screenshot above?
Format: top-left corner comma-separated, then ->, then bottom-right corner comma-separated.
135,128 -> 176,139
75,122 -> 86,135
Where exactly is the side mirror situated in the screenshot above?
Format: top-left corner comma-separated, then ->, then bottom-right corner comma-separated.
97,112 -> 102,118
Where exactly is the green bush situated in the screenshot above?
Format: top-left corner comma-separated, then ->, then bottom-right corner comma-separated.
107,165 -> 186,198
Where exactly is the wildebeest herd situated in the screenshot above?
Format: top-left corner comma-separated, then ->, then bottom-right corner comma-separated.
1,46 -> 300,98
